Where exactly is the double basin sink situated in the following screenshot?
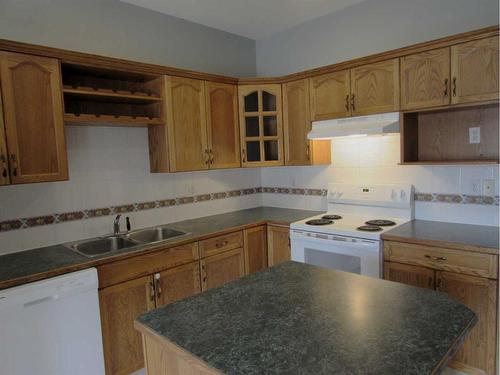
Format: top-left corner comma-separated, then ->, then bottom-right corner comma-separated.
64,226 -> 188,258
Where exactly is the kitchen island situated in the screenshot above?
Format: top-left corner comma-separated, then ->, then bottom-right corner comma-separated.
135,261 -> 476,375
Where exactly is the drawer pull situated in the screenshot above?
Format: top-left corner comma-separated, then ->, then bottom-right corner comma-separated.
216,240 -> 229,248
424,254 -> 447,261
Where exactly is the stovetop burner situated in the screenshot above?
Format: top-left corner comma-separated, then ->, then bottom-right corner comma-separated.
357,225 -> 383,232
306,219 -> 333,226
365,219 -> 396,226
322,214 -> 342,220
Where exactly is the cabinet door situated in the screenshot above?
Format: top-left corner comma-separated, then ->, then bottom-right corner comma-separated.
166,76 -> 208,172
451,36 -> 499,104
205,82 -> 240,169
400,48 -> 450,110
310,70 -> 351,121
0,52 -> 67,184
99,275 -> 155,375
436,271 -> 497,375
383,262 -> 435,289
239,85 -> 283,167
155,262 -> 201,308
244,225 -> 267,274
350,59 -> 400,116
201,248 -> 245,291
267,225 -> 290,267
0,92 -> 9,185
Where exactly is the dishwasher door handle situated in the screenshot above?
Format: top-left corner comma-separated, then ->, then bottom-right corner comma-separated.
23,294 -> 59,308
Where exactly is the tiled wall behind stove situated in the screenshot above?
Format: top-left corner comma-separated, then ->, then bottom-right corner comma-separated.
0,126 -> 261,255
261,134 -> 499,226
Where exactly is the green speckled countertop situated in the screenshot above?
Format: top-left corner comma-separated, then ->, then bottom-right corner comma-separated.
0,207 -> 320,289
136,262 -> 476,375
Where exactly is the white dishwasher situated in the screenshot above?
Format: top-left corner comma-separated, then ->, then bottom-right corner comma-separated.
0,268 -> 105,375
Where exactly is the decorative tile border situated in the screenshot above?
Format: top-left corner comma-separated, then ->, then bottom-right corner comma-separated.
0,187 -> 497,233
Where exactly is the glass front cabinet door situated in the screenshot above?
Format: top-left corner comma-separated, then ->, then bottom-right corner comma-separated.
238,84 -> 283,167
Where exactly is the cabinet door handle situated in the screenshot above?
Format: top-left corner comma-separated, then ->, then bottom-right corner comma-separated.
350,94 -> 356,111
209,149 -> 214,164
345,94 -> 349,111
424,254 -> 447,261
306,144 -> 310,161
452,77 -> 457,97
149,281 -> 155,302
204,149 -> 210,165
215,240 -> 229,248
9,154 -> 17,177
242,149 -> 246,163
201,264 -> 207,283
0,154 -> 7,179
443,78 -> 448,97
154,273 -> 162,299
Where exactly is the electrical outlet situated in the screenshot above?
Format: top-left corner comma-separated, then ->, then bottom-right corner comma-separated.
469,127 -> 480,144
471,178 -> 482,194
483,179 -> 495,196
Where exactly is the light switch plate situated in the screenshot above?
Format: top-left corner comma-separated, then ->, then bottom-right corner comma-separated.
469,127 -> 480,144
483,179 -> 495,196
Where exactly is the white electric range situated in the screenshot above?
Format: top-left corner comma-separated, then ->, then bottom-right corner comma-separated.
291,183 -> 414,278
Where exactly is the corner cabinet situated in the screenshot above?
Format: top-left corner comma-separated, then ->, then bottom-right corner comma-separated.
238,84 -> 283,167
384,240 -> 498,375
282,79 -> 331,166
0,51 -> 68,184
243,225 -> 268,274
267,225 -> 290,266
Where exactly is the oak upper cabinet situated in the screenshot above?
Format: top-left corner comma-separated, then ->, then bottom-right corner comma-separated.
267,225 -> 290,266
0,93 -> 9,185
165,76 -> 208,172
201,248 -> 245,290
436,271 -> 497,375
0,51 -> 68,184
350,59 -> 400,115
154,262 -> 201,308
451,36 -> 499,104
310,70 -> 351,121
205,82 -> 240,169
238,84 -> 283,167
400,47 -> 451,110
383,262 -> 435,289
282,79 -> 331,166
99,275 -> 155,375
244,225 -> 268,274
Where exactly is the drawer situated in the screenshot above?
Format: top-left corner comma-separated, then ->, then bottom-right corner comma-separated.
98,242 -> 199,288
384,241 -> 498,279
199,231 -> 243,258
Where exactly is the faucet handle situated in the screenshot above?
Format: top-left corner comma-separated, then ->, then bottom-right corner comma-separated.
126,217 -> 131,232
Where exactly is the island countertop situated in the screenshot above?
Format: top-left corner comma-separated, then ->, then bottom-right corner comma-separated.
135,261 -> 476,375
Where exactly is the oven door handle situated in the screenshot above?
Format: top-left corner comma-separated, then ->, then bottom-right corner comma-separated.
291,231 -> 378,247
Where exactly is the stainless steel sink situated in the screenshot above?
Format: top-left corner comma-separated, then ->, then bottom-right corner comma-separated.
66,236 -> 137,258
126,226 -> 187,244
64,225 -> 188,258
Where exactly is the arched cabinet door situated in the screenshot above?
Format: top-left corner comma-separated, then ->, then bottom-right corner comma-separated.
451,36 -> 499,104
0,51 -> 68,184
309,70 -> 351,121
238,84 -> 283,167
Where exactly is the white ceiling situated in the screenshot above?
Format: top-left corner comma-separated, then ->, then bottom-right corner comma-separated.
120,0 -> 366,39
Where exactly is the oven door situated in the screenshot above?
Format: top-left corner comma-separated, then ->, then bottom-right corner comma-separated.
290,230 -> 381,278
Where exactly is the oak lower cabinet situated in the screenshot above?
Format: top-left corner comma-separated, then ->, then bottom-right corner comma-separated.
0,92 -> 9,185
0,51 -> 68,184
282,79 -> 331,166
99,275 -> 155,375
267,225 -> 290,266
200,248 -> 246,290
244,225 -> 268,274
451,36 -> 499,104
436,272 -> 497,375
384,240 -> 498,375
154,262 -> 201,308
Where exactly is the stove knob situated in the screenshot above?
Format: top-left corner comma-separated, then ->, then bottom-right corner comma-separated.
400,190 -> 406,200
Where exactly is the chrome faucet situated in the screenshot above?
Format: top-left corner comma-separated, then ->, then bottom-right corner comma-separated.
113,214 -> 121,235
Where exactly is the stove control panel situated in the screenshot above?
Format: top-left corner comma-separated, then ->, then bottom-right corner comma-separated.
328,183 -> 413,208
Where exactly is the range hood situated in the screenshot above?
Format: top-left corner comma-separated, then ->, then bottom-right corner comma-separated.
308,112 -> 400,139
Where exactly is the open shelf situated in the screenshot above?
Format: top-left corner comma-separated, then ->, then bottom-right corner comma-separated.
401,103 -> 499,165
64,113 -> 163,127
61,63 -> 165,127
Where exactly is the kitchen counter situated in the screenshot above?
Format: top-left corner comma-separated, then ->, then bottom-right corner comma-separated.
0,207 -> 320,290
381,219 -> 499,254
135,261 -> 476,375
